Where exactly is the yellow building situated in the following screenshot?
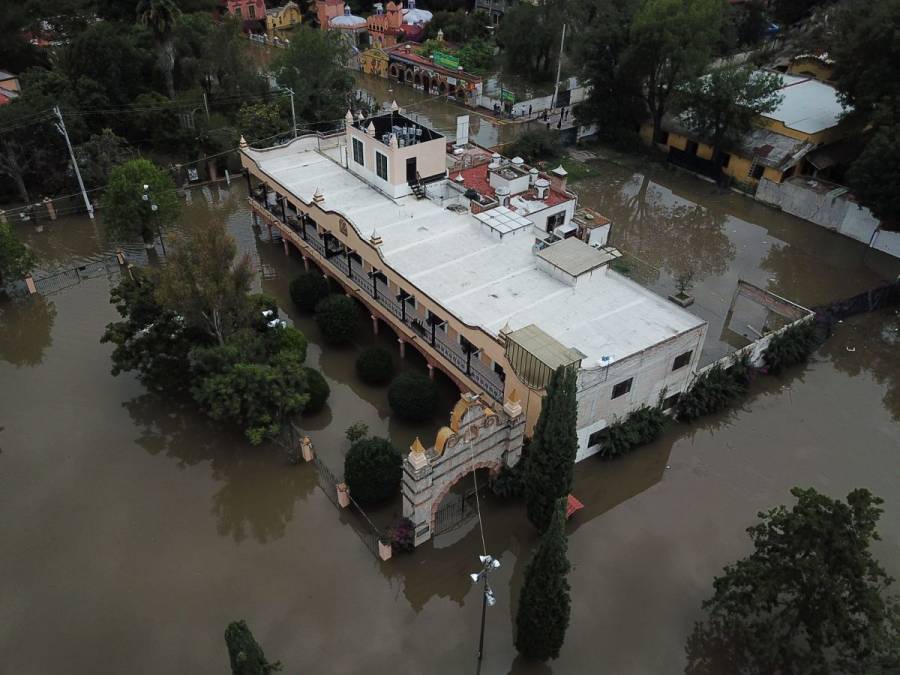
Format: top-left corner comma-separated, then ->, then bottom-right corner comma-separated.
360,48 -> 390,78
787,53 -> 834,83
642,72 -> 856,189
266,2 -> 302,35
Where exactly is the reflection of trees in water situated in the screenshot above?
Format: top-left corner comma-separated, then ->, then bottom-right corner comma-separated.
605,174 -> 735,281
123,392 -> 315,543
0,295 -> 56,367
821,311 -> 900,421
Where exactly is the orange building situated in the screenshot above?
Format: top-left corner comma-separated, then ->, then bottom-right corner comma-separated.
367,2 -> 404,47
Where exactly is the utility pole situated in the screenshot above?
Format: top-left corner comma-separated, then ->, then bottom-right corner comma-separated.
53,106 -> 94,220
552,23 -> 567,112
469,554 -> 501,660
202,92 -> 210,120
287,88 -> 297,138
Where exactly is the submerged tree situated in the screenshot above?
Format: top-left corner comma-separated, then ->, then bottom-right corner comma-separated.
515,499 -> 571,661
224,620 -> 282,675
523,365 -> 578,532
102,159 -> 181,248
686,487 -> 900,674
138,0 -> 182,100
0,222 -> 36,288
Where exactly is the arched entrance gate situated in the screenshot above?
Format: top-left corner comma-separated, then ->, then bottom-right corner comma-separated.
402,392 -> 526,546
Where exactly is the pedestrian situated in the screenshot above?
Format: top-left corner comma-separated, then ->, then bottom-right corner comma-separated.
557,119 -> 562,130
546,121 -> 551,130
564,108 -> 569,121
529,105 -> 533,116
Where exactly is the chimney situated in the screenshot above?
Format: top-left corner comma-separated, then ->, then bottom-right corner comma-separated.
366,121 -> 376,137
529,167 -> 539,185
550,165 -> 568,194
496,185 -> 510,207
534,178 -> 549,200
313,188 -> 325,204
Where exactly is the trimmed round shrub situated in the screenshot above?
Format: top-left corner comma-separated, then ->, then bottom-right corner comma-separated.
388,372 -> 437,422
271,325 -> 308,362
344,437 -> 402,503
303,367 -> 330,414
289,272 -> 330,312
314,294 -> 358,345
355,346 -> 394,385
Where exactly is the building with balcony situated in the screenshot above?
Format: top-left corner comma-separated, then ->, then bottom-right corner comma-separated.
240,112 -> 707,460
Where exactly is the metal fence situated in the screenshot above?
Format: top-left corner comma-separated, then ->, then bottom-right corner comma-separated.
432,484 -> 490,538
312,454 -> 341,508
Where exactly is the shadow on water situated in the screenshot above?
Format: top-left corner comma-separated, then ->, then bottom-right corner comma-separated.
0,294 -> 56,367
123,391 -> 317,545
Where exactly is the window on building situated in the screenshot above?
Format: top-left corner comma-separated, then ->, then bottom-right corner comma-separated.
611,378 -> 633,399
352,137 -> 364,166
249,3 -> 256,18
662,393 -> 680,410
750,163 -> 765,179
672,350 -> 692,371
546,211 -> 566,232
588,428 -> 608,448
234,5 -> 242,17
685,140 -> 699,156
719,153 -> 731,168
375,151 -> 388,181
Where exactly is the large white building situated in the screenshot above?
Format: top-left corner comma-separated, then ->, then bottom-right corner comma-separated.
241,111 -> 707,460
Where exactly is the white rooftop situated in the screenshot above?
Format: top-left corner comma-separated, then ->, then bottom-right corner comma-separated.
474,206 -> 532,236
244,139 -> 704,368
765,73 -> 849,134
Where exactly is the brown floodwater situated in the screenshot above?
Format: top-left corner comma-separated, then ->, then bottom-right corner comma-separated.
1,170 -> 898,674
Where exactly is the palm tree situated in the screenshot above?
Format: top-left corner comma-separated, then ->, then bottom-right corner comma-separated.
137,0 -> 182,100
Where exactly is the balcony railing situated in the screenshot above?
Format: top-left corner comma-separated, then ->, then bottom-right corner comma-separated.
250,194 -> 506,402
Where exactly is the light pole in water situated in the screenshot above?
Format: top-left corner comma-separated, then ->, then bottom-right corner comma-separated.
141,184 -> 166,257
469,554 -> 501,660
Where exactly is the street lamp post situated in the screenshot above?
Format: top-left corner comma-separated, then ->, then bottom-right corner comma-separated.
142,184 -> 166,257
469,554 -> 501,660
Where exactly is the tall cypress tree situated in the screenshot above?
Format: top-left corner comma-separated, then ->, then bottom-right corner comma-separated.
515,499 -> 572,661
224,620 -> 281,675
523,365 -> 579,532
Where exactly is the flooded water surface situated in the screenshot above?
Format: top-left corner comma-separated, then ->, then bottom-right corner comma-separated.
1,161 -> 899,674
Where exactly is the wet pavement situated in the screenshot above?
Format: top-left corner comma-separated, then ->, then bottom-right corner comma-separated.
1,167 -> 899,674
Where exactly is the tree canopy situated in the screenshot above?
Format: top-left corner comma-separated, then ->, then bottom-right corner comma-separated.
224,620 -> 282,675
515,499 -> 571,661
344,436 -> 403,503
675,65 -> 783,156
523,365 -> 578,532
686,487 -> 900,674
0,222 -> 36,288
272,26 -> 354,127
847,123 -> 900,226
102,159 -> 181,246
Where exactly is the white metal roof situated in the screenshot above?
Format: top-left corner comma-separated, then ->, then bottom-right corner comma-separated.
765,73 -> 849,134
474,206 -> 532,236
244,140 -> 704,367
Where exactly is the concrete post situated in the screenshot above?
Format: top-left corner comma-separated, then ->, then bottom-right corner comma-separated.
371,314 -> 379,335
43,197 -> 57,221
302,256 -> 310,271
266,222 -> 272,240
427,363 -> 435,380
0,209 -> 6,224
378,540 -> 393,561
282,238 -> 289,256
336,482 -> 350,508
115,249 -> 126,266
24,274 -> 37,295
398,338 -> 406,359
300,436 -> 314,462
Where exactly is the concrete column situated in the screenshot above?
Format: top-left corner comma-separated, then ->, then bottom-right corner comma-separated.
371,314 -> 379,335
115,249 -> 126,266
43,197 -> 57,221
336,482 -> 350,508
398,338 -> 406,359
427,363 -> 435,380
378,540 -> 393,561
24,273 -> 37,295
0,209 -> 6,224
300,437 -> 314,462
266,222 -> 272,240
302,256 -> 310,271
282,238 -> 289,256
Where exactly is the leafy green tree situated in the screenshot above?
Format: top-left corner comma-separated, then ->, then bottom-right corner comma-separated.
303,366 -> 330,414
224,620 -> 282,675
523,365 -> 578,532
0,5 -> 46,73
345,421 -> 369,443
515,499 -> 571,661
675,65 -> 783,162
138,0 -> 182,100
457,38 -> 496,74
156,218 -> 253,345
387,372 -> 437,422
199,15 -> 266,99
686,488 -> 900,674
344,436 -> 402,503
289,272 -> 331,311
496,2 -> 563,81
848,124 -> 900,225
626,0 -> 724,142
598,404 -> 668,459
506,128 -> 562,164
237,102 -> 289,144
74,129 -> 133,189
831,0 -> 900,116
770,0 -> 834,26
102,159 -> 181,247
272,26 -> 354,126
314,294 -> 358,345
355,346 -> 394,385
0,222 -> 36,287
192,342 -> 310,444
100,268 -> 206,393
763,321 -> 819,374
426,9 -> 492,41
731,0 -> 767,46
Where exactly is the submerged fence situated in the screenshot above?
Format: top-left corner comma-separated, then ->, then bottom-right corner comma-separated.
813,280 -> 900,338
432,483 -> 490,538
